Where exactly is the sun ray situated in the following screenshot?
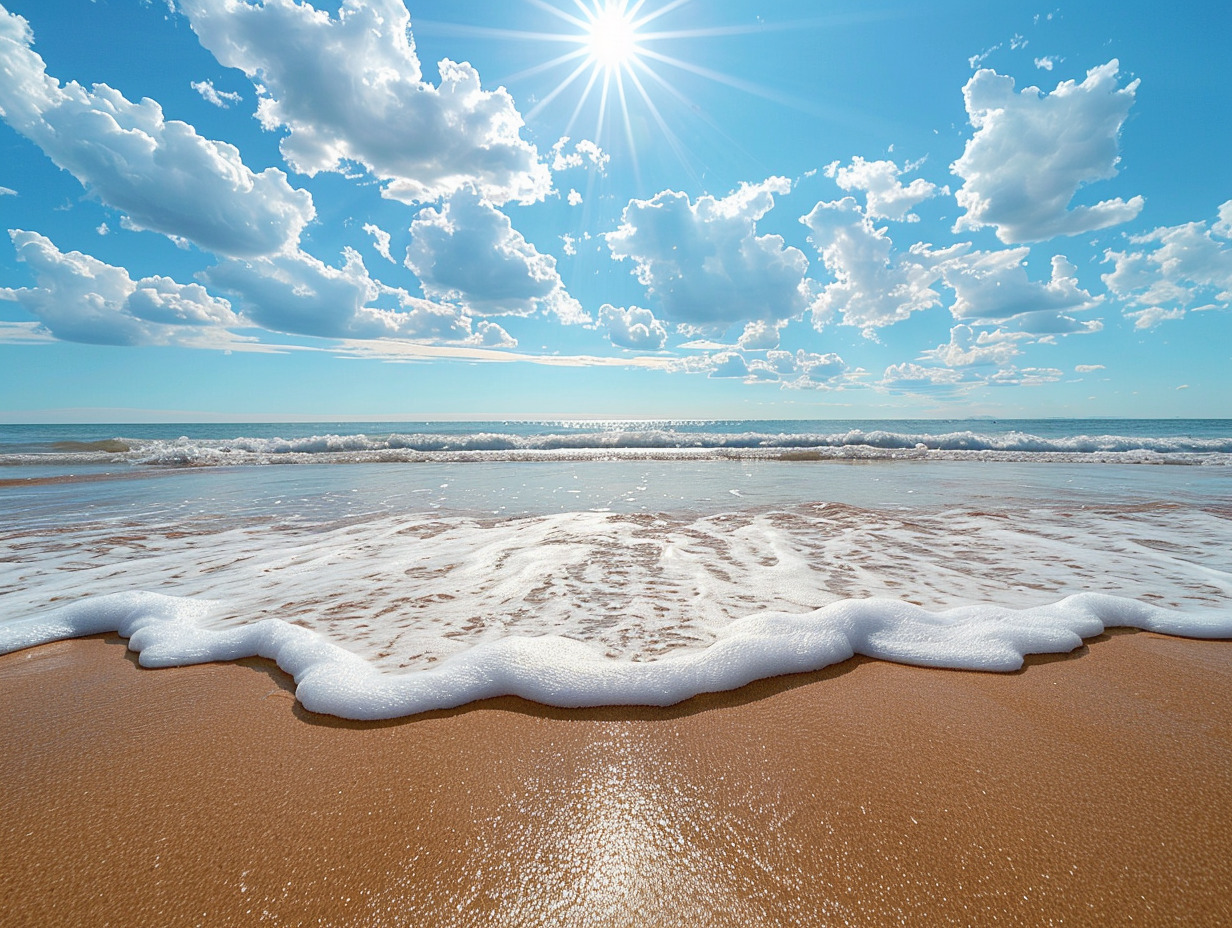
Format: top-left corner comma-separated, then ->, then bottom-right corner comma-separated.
411,21 -> 584,44
524,0 -> 591,30
613,68 -> 642,188
637,46 -> 829,116
503,47 -> 590,86
526,57 -> 594,123
564,65 -> 604,138
624,60 -> 700,185
631,0 -> 693,30
630,56 -> 766,174
594,67 -> 612,142
492,0 -> 852,165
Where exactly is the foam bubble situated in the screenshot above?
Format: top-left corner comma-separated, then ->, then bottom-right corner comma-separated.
4,427 -> 1231,468
2,591 -> 1227,719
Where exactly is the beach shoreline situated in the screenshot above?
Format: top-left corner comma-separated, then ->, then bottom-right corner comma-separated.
3,631 -> 1230,926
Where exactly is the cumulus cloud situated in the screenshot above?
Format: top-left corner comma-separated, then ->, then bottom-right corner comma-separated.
824,156 -> 942,222
598,304 -> 667,350
0,7 -> 314,257
708,351 -> 750,379
748,349 -> 848,385
405,191 -> 585,323
180,0 -> 549,205
190,78 -> 242,108
801,196 -> 950,331
567,189 -> 583,207
1034,56 -> 1058,71
986,366 -> 1064,386
941,250 -> 1103,333
469,319 -> 517,348
606,178 -> 811,330
1,229 -> 238,345
919,324 -> 1026,367
1214,201 -> 1232,238
203,246 -> 473,340
737,320 -> 781,350
551,137 -> 609,172
1102,200 -> 1232,328
881,362 -> 965,390
952,60 -> 1143,243
363,222 -> 394,263
697,346 -> 850,388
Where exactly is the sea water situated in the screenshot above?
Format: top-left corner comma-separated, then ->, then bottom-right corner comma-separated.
2,420 -> 1230,718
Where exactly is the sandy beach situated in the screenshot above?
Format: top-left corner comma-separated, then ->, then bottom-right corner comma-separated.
2,631 -> 1230,927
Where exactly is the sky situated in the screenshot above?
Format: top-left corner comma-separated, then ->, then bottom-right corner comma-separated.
0,0 -> 1229,422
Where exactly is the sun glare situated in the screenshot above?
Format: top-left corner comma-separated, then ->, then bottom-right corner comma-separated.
479,0 -> 801,176
585,4 -> 640,70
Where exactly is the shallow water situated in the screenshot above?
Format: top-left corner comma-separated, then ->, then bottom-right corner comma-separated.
2,426 -> 1230,718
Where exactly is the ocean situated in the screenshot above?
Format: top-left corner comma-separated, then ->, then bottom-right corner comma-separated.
2,419 -> 1230,718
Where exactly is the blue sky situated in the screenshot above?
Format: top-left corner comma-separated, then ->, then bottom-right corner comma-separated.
0,0 -> 1229,421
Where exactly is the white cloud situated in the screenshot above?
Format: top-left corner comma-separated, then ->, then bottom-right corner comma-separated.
952,60 -> 1143,243
362,222 -> 394,263
1,229 -> 239,345
0,321 -> 55,344
203,246 -> 474,340
190,78 -> 242,108
695,346 -> 850,388
1214,200 -> 1232,238
986,366 -> 1064,386
606,178 -> 811,330
941,250 -> 1103,333
823,156 -> 942,222
1102,201 -> 1232,327
799,351 -> 848,382
1074,364 -> 1105,373
598,304 -> 667,350
881,362 -> 965,389
0,7 -> 314,258
567,189 -> 583,207
405,191 -> 585,324
0,186 -> 16,197
737,320 -> 781,350
919,324 -> 1026,367
800,196 -> 951,332
180,0 -> 550,205
551,137 -> 609,172
969,44 -> 1001,69
708,351 -> 750,379
1034,56 -> 1058,71
1123,305 -> 1187,330
468,320 -> 517,349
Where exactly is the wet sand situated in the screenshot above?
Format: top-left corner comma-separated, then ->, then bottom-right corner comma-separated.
2,631 -> 1230,927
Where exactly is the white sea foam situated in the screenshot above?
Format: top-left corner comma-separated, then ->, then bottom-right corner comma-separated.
1,589 -> 1228,719
3,427 -> 1231,467
2,484 -> 1230,717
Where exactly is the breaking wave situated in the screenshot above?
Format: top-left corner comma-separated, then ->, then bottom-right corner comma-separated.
5,427 -> 1232,467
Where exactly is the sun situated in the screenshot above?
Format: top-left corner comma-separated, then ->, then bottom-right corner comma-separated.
584,3 -> 641,71
444,0 -> 806,173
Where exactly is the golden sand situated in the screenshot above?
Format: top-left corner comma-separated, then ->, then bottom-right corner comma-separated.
2,630 -> 1230,926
